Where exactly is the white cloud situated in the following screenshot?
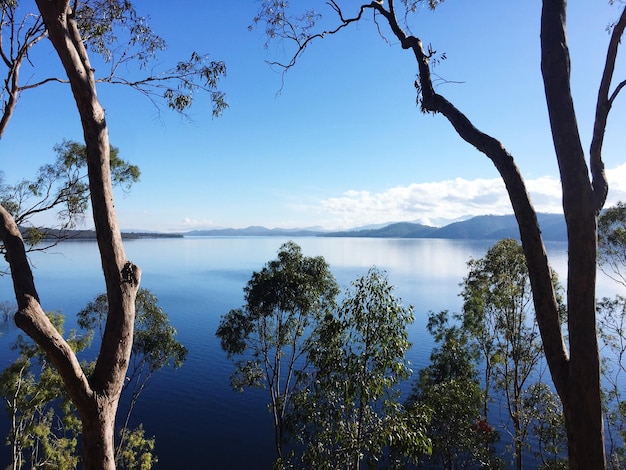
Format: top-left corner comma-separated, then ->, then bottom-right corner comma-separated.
606,163 -> 626,206
173,217 -> 221,230
318,174 -> 565,229
316,164 -> 626,230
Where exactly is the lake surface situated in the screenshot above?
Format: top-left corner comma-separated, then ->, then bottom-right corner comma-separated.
0,236 -> 618,468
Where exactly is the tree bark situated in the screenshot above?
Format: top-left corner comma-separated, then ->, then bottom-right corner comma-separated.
81,399 -> 118,470
373,1 -> 606,467
0,1 -> 142,469
540,1 -> 605,468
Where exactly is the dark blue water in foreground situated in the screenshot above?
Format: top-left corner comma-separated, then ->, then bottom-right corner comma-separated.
1,236 -> 610,468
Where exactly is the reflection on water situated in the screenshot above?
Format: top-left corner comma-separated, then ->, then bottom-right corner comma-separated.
0,236 -> 620,468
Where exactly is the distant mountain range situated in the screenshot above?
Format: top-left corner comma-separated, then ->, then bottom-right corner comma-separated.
26,214 -> 567,242
185,226 -> 322,237
186,213 -> 568,242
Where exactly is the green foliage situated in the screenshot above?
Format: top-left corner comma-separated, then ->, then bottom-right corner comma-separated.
92,288 -> 185,468
77,287 -> 187,465
290,268 -> 430,469
251,1 -> 320,48
401,0 -> 446,13
409,310 -> 500,469
132,289 -> 188,371
78,287 -> 188,379
598,201 -> 626,287
0,141 -> 140,252
75,0 -> 167,66
523,383 -> 567,469
0,313 -> 86,470
164,52 -> 228,117
215,307 -> 253,358
409,242 -> 567,468
597,295 -> 626,469
116,425 -> 157,470
1,289 -> 184,469
1,0 -> 17,10
461,238 -> 558,469
0,0 -> 227,134
216,241 -> 339,460
597,203 -> 626,468
75,0 -> 229,117
420,310 -> 480,384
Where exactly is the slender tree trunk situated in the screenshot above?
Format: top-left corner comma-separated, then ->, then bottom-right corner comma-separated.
0,1 -> 143,469
540,2 -> 605,468
0,65 -> 20,140
514,417 -> 522,470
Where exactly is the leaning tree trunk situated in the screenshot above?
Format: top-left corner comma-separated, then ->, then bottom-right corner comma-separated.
372,1 -> 608,467
0,1 -> 143,469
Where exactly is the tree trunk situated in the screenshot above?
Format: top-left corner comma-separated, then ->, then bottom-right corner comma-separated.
0,1 -> 144,469
81,399 -> 118,470
540,1 -> 605,468
371,2 -> 607,467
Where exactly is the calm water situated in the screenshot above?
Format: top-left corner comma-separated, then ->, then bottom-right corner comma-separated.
0,236 -> 615,468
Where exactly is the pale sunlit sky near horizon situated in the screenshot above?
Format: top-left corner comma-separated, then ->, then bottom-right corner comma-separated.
2,1 -> 626,232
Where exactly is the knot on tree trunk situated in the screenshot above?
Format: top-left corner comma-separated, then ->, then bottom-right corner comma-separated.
121,261 -> 141,286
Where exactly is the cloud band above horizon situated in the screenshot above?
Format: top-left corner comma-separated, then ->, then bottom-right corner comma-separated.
315,164 -> 626,230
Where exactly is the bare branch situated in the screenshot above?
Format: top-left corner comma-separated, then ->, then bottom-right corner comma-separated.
590,5 -> 626,212
256,1 -> 378,92
0,4 -> 47,138
1,1 -> 226,139
18,76 -> 68,90
609,78 -> 626,106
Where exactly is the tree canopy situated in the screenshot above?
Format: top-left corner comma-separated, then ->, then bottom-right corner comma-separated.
216,241 -> 339,462
250,2 -> 626,467
0,140 -> 139,255
291,267 -> 430,469
598,201 -> 626,288
0,288 -> 184,469
0,0 -> 227,139
0,1 -> 226,467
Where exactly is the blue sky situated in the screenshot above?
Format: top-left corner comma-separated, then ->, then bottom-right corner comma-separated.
2,1 -> 626,232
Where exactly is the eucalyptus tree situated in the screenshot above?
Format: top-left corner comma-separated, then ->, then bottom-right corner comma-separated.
77,287 -> 188,467
251,1 -> 626,467
0,1 -> 225,468
0,140 -> 139,255
597,202 -> 626,468
0,0 -> 226,138
523,382 -> 568,470
598,201 -> 626,288
216,241 -> 339,463
597,296 -> 626,469
291,268 -> 430,469
461,239 -> 546,470
0,288 -> 186,470
408,310 -> 500,469
0,313 -> 88,470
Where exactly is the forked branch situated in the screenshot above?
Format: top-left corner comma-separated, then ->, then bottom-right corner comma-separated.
257,1 -> 377,88
590,5 -> 626,212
